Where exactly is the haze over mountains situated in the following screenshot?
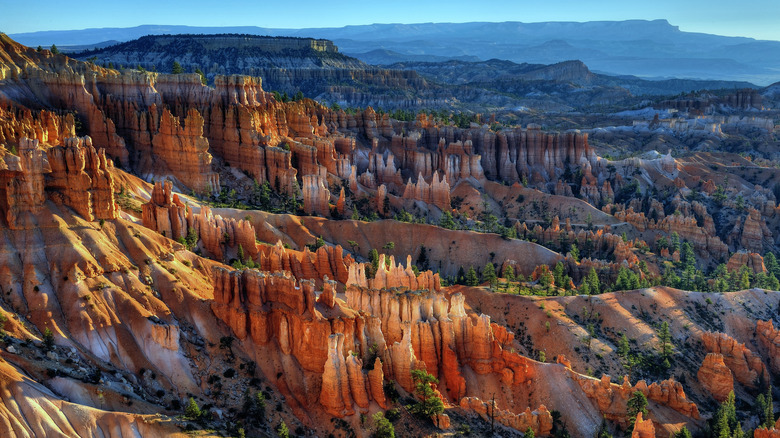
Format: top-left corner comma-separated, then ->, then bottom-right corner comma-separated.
10,19 -> 780,85
65,33 -> 761,113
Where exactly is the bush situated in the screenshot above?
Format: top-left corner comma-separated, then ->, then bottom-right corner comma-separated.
372,412 -> 395,438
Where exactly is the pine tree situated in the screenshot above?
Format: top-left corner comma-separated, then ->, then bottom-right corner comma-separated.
586,268 -> 601,294
50,44 -> 59,54
184,397 -> 201,420
502,265 -> 515,281
439,211 -> 456,229
569,243 -> 580,262
372,412 -> 395,438
171,60 -> 184,74
465,266 -> 479,286
553,262 -> 565,287
482,262 -> 497,287
765,252 -> 780,277
673,426 -> 692,438
277,421 -> 289,438
617,333 -> 630,357
410,369 -> 444,423
626,391 -> 648,434
658,321 -> 673,366
194,67 -> 207,85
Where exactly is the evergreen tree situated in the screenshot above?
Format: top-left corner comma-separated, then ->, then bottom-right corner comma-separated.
617,333 -> 630,357
171,60 -> 184,74
502,265 -> 515,281
367,249 -> 380,278
416,245 -> 430,271
410,369 -> 444,423
194,67 -> 207,85
552,262 -> 566,287
673,426 -> 692,438
712,392 -> 738,438
524,427 -> 535,438
439,211 -> 456,229
569,243 -> 580,262
626,391 -> 648,434
50,44 -> 59,54
184,397 -> 201,420
372,412 -> 395,438
597,418 -> 612,438
482,262 -> 497,287
739,267 -> 751,290
658,321 -> 673,367
764,385 -> 774,428
586,268 -> 601,294
680,241 -> 696,269
465,266 -> 479,286
765,252 -> 780,277
457,266 -> 466,285
277,421 -> 289,438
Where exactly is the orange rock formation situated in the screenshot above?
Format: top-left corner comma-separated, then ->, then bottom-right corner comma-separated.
697,353 -> 734,402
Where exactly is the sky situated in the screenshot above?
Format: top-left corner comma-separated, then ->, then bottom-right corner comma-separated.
2,0 -> 780,41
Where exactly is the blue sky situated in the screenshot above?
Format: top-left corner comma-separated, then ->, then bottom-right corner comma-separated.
2,0 -> 780,41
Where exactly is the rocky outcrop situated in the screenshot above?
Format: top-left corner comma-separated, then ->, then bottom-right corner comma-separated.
259,240 -> 352,285
0,138 -> 48,228
459,397 -> 553,436
697,353 -> 734,402
0,106 -> 74,147
347,254 -> 441,292
757,320 -> 780,374
302,174 -> 330,217
45,136 -> 118,221
573,374 -> 699,425
754,419 -> 780,438
187,206 -> 258,261
149,108 -> 219,193
726,251 -> 766,273
701,331 -> 769,388
631,412 -> 655,438
655,213 -> 728,261
729,208 -> 773,254
518,217 -> 642,268
142,180 -> 188,240
402,171 -> 451,211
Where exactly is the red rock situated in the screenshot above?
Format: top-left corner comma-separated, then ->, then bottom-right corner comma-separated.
142,180 -> 187,240
187,206 -> 258,261
728,208 -> 772,254
150,108 -> 219,193
0,138 -> 48,228
320,333 -> 356,416
302,174 -> 330,217
697,353 -> 734,402
459,397 -> 553,436
757,320 -> 780,374
702,331 -> 770,388
753,420 -> 780,438
574,373 -> 699,425
402,171 -> 451,211
631,412 -> 655,438
45,136 -> 118,221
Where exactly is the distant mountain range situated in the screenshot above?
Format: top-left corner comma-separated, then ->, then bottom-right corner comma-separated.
59,33 -> 760,113
10,20 -> 780,85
